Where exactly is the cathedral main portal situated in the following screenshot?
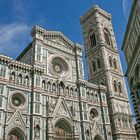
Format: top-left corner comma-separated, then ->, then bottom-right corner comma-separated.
53,119 -> 73,140
7,128 -> 25,140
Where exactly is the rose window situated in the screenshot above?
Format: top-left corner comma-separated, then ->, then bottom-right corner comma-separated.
11,93 -> 26,108
50,56 -> 69,77
90,108 -> 99,120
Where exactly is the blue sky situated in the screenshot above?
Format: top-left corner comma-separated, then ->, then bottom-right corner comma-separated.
0,0 -> 133,111
0,0 -> 132,80
0,0 -> 132,63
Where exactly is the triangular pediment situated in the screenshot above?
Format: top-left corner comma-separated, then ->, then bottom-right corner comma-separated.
92,122 -> 102,134
45,31 -> 74,49
7,110 -> 26,131
53,97 -> 73,121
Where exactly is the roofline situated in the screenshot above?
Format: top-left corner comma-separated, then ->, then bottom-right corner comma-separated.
80,5 -> 111,23
16,43 -> 32,61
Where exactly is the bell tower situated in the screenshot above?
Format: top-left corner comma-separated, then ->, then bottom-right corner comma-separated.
80,5 -> 137,139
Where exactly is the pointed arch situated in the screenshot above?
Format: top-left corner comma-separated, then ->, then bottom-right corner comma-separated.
113,80 -> 117,92
54,118 -> 73,139
97,57 -> 101,69
18,74 -> 22,84
88,30 -> 97,48
52,82 -> 57,92
7,127 -> 25,140
113,58 -> 117,69
70,87 -> 73,96
94,134 -> 103,140
42,80 -> 46,89
24,75 -> 29,86
59,81 -> 65,94
47,81 -> 51,91
118,82 -> 122,93
34,124 -> 40,138
10,72 -> 15,82
109,56 -> 113,67
104,28 -> 111,46
65,86 -> 69,95
92,60 -> 97,72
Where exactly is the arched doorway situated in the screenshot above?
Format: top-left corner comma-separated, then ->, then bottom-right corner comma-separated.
7,128 -> 25,140
94,134 -> 103,140
53,118 -> 73,140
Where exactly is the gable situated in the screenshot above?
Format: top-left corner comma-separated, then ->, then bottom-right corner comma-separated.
52,97 -> 73,122
45,32 -> 74,49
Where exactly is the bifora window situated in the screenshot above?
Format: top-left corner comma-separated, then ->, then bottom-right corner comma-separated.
104,28 -> 111,45
90,33 -> 96,47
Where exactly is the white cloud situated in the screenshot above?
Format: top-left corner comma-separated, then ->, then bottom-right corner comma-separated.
0,23 -> 31,59
122,0 -> 129,17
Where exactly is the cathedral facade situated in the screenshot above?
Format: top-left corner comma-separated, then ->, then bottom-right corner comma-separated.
0,5 -> 137,140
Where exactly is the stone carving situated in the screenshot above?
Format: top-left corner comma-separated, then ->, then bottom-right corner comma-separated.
48,98 -> 56,115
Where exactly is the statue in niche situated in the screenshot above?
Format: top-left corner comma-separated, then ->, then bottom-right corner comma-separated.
24,76 -> 29,86
59,86 -> 64,94
70,88 -> 73,96
47,82 -> 51,91
35,125 -> 40,139
48,98 -> 56,115
10,73 -> 15,82
65,87 -> 69,95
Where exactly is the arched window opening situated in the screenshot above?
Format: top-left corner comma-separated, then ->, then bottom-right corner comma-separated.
10,72 -> 15,82
35,125 -> 40,139
92,60 -> 96,72
113,81 -> 117,92
113,58 -> 117,69
18,74 -> 22,84
90,33 -> 96,48
104,29 -> 111,45
86,129 -> 90,137
118,82 -> 122,93
109,56 -> 113,67
42,80 -> 46,89
97,57 -> 101,69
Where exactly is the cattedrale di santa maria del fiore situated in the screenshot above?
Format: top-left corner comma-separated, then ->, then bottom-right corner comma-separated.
0,5 -> 138,140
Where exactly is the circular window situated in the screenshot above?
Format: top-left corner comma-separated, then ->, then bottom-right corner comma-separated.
53,63 -> 63,74
11,93 -> 26,108
90,108 -> 99,120
50,56 -> 69,77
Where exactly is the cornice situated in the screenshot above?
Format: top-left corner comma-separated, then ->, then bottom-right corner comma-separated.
31,25 -> 82,50
80,5 -> 111,24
